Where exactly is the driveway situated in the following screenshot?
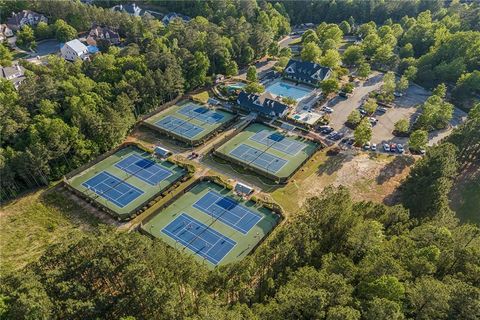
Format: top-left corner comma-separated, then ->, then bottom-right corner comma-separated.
34,39 -> 61,57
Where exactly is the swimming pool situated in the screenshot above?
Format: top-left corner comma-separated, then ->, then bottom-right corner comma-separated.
265,80 -> 313,101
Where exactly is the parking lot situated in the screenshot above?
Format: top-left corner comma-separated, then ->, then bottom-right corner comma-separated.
315,72 -> 467,154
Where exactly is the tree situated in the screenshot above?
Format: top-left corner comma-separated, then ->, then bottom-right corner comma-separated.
342,45 -> 364,67
320,49 -> 341,69
399,43 -> 414,58
320,78 -> 339,96
347,110 -> 361,126
301,29 -> 319,44
35,21 -> 52,40
244,81 -> 265,94
279,47 -> 291,58
53,19 -> 77,42
246,65 -> 257,82
301,42 -> 322,63
394,119 -> 409,135
16,25 -> 36,50
339,21 -> 351,35
268,41 -> 279,57
404,65 -> 417,81
401,142 -> 458,217
342,83 -> 354,93
364,298 -> 404,320
282,96 -> 297,106
0,43 -> 13,66
363,98 -> 378,115
354,118 -> 372,145
416,84 -> 454,130
409,129 -> 428,151
396,75 -> 409,93
407,277 -> 451,320
225,60 -> 238,76
372,45 -> 397,69
357,62 -> 371,79
381,72 -> 396,101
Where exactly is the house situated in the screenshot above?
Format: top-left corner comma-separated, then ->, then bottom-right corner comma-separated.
237,91 -> 289,118
283,59 -> 331,87
0,64 -> 26,89
161,12 -> 191,25
7,10 -> 47,31
111,3 -> 161,18
86,25 -> 120,46
61,39 -> 89,62
0,24 -> 14,41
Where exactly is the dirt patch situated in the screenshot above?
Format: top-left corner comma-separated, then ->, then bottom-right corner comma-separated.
272,150 -> 414,214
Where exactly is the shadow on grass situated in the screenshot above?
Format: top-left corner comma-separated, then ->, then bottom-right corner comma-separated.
376,155 -> 415,185
317,152 -> 352,176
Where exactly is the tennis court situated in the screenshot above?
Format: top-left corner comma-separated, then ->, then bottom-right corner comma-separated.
143,101 -> 235,144
141,180 -> 280,267
66,145 -> 187,219
82,171 -> 144,208
193,190 -> 262,234
250,130 -> 306,155
115,154 -> 172,186
230,144 -> 287,173
162,213 -> 236,265
213,123 -> 319,182
178,103 -> 224,124
155,115 -> 204,139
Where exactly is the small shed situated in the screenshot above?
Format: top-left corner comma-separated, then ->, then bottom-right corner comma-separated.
234,182 -> 254,196
154,146 -> 171,158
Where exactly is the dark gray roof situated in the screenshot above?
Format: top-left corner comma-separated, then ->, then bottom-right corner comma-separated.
237,91 -> 288,117
284,59 -> 331,83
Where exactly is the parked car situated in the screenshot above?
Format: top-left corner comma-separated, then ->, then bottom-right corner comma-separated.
394,91 -> 404,97
390,143 -> 397,152
359,108 -> 367,116
376,107 -> 387,114
370,144 -> 377,151
323,106 -> 334,113
364,142 -> 371,150
383,143 -> 390,152
331,132 -> 344,141
369,117 -> 378,125
321,127 -> 334,134
397,144 -> 405,153
327,131 -> 338,139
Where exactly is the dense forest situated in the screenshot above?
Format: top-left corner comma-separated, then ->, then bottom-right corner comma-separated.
1,1 -> 479,318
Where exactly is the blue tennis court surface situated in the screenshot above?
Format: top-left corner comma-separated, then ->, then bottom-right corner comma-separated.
155,115 -> 204,139
162,213 -> 236,265
250,130 -> 306,155
193,191 -> 262,234
82,171 -> 144,208
115,154 -> 172,186
178,103 -> 224,124
230,144 -> 287,173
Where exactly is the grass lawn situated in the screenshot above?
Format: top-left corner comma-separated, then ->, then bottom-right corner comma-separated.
288,37 -> 302,46
191,91 -> 210,104
0,189 -> 99,274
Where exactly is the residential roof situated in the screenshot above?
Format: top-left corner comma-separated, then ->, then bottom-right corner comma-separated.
284,59 -> 331,84
87,25 -> 120,44
162,12 -> 191,25
0,64 -> 25,79
64,39 -> 88,54
237,91 -> 289,117
7,10 -> 46,28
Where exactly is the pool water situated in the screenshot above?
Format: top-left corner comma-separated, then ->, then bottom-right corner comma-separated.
265,80 -> 313,101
